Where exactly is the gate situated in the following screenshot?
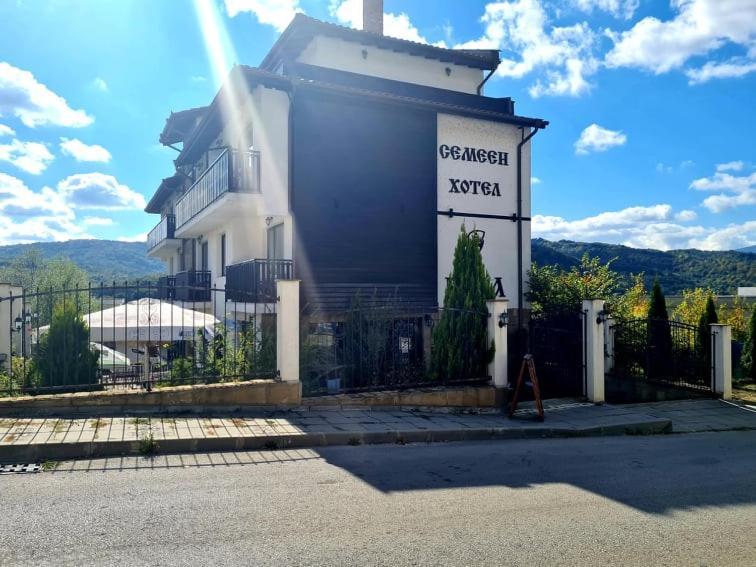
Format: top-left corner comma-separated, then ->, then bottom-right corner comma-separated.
608,318 -> 714,403
528,312 -> 586,399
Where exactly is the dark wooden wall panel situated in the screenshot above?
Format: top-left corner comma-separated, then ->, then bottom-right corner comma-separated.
292,90 -> 437,311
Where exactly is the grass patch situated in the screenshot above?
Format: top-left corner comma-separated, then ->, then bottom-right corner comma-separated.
732,382 -> 756,405
129,417 -> 150,427
138,433 -> 158,456
41,460 -> 57,472
263,440 -> 279,450
52,420 -> 68,434
348,436 -> 361,446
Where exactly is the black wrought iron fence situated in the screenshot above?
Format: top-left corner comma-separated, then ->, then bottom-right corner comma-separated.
301,305 -> 490,396
528,311 -> 586,399
611,318 -> 712,393
0,283 -> 277,397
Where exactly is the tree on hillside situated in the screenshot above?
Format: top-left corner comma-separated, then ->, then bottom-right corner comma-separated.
431,226 -> 495,383
741,307 -> 756,381
718,296 -> 752,343
34,303 -> 99,391
0,250 -> 90,326
527,254 -> 619,318
647,279 -> 672,379
609,274 -> 648,320
697,295 -> 718,369
672,287 -> 715,327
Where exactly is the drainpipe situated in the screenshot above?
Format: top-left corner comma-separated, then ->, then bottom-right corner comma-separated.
476,68 -> 496,96
516,124 -> 543,332
287,85 -> 296,278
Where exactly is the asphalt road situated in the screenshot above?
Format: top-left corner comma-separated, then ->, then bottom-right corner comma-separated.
1,431 -> 755,566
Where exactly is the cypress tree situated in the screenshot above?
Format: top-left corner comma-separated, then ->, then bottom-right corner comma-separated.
647,278 -> 672,379
431,225 -> 495,383
741,307 -> 756,381
648,279 -> 669,320
697,295 -> 718,368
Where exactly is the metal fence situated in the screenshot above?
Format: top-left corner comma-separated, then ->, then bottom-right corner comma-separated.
0,283 -> 277,396
611,318 -> 712,394
301,306 -> 490,396
528,311 -> 586,399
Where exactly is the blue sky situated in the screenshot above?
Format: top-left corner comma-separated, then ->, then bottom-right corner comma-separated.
0,0 -> 754,251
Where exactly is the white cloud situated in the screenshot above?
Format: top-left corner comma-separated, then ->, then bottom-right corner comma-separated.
690,163 -> 756,213
533,203 -> 756,251
574,123 -> 627,155
605,0 -> 756,75
329,0 -> 446,46
0,173 -> 84,245
190,75 -> 207,83
716,160 -> 744,172
690,171 -> 756,192
0,139 -> 54,174
224,0 -> 301,32
117,232 -> 148,243
675,209 -> 697,221
572,0 -> 638,19
701,190 -> 756,213
92,77 -> 109,92
59,137 -> 112,163
686,56 -> 756,84
56,173 -> 146,211
531,176 -> 542,184
455,0 -> 599,97
0,62 -> 93,128
82,216 -> 114,227
0,123 -> 15,137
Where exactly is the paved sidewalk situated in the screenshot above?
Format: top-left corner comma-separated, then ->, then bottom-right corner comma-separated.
1,398 -> 754,464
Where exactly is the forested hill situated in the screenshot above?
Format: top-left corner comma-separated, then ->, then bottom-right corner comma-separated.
0,240 -> 164,283
532,238 -> 756,294
0,238 -> 753,294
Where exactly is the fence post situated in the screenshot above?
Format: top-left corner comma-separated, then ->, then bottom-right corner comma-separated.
710,324 -> 732,400
487,298 -> 509,390
604,315 -> 615,374
582,299 -> 605,403
276,280 -> 300,383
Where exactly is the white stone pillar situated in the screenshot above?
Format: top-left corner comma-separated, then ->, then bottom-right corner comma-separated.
710,324 -> 732,400
276,280 -> 300,383
582,299 -> 606,403
604,315 -> 615,374
487,298 -> 509,388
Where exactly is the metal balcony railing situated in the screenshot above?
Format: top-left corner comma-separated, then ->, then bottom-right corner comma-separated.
174,270 -> 212,302
156,276 -> 176,300
225,259 -> 293,303
147,214 -> 176,252
175,148 -> 261,230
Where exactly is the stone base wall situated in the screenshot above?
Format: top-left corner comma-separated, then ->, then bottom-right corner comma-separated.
303,385 -> 501,409
0,380 -> 301,416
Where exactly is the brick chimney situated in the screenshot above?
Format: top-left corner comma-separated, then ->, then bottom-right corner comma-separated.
363,0 -> 383,35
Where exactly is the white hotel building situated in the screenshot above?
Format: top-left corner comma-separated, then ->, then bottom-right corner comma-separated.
145,0 -> 547,323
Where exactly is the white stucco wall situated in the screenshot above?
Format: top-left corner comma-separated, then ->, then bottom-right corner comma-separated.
436,114 -> 532,307
297,36 -> 483,94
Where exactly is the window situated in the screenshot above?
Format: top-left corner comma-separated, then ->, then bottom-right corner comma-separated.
220,234 -> 226,276
201,241 -> 209,272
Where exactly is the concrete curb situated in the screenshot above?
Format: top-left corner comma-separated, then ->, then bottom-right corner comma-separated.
0,418 -> 672,463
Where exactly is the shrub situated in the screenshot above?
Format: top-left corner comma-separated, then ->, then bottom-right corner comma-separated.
34,303 -> 99,390
431,225 -> 494,382
741,307 -> 756,381
647,279 -> 672,380
697,295 -> 718,368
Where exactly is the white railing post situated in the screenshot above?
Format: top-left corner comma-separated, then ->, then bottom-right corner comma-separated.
276,280 -> 300,383
710,324 -> 732,400
582,299 -> 606,403
487,298 -> 509,389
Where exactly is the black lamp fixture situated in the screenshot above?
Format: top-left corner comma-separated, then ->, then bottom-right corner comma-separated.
498,311 -> 508,329
13,315 -> 22,332
468,229 -> 485,250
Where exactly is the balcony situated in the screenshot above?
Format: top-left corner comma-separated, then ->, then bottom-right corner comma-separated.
225,259 -> 294,303
174,270 -> 212,302
156,276 -> 176,300
174,148 -> 261,237
146,214 -> 179,257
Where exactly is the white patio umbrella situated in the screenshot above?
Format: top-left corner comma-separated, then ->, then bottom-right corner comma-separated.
81,298 -> 219,343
